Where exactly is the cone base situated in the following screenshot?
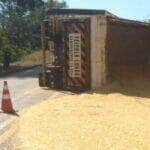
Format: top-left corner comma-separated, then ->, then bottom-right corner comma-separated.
1,98 -> 14,113
0,108 -> 16,114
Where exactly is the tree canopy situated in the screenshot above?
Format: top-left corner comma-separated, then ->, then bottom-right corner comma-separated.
0,0 -> 67,62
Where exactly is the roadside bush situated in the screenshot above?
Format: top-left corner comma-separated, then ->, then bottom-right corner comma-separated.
0,28 -> 29,62
0,0 -> 67,63
10,48 -> 29,62
0,50 -> 3,62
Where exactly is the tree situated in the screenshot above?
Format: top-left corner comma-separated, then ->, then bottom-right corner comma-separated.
0,0 -> 67,62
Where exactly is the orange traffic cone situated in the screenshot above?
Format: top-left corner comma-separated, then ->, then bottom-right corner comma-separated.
1,81 -> 15,113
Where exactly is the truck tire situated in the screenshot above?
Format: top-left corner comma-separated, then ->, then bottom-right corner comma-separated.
39,73 -> 46,87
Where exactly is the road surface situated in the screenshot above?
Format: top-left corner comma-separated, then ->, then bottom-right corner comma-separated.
0,66 -> 52,122
0,66 -> 63,149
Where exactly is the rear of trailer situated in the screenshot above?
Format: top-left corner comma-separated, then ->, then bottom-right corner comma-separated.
39,8 -> 150,91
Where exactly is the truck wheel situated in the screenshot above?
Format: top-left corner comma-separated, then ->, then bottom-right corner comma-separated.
39,73 -> 46,87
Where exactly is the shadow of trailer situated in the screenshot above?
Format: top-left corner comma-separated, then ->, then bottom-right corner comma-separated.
39,8 -> 150,91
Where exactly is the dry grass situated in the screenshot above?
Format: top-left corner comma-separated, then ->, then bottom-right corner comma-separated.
16,86 -> 150,150
0,50 -> 53,76
14,50 -> 52,67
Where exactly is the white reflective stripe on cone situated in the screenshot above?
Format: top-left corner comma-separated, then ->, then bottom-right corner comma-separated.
3,85 -> 8,90
2,94 -> 10,100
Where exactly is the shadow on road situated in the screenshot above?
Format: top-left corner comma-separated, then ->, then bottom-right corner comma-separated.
0,111 -> 19,117
44,79 -> 150,99
84,79 -> 150,99
0,65 -> 42,78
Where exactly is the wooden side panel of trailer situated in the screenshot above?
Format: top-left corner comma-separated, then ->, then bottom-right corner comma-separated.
106,17 -> 150,81
62,19 -> 91,91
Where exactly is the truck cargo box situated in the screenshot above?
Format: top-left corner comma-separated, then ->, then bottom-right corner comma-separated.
39,8 -> 150,91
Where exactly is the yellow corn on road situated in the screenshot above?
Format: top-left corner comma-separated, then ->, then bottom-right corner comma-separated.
0,66 -> 62,149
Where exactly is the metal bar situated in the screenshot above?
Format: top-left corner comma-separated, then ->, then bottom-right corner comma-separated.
45,8 -> 107,15
41,21 -> 46,85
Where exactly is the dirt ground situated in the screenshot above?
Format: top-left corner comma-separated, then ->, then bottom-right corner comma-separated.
14,82 -> 150,150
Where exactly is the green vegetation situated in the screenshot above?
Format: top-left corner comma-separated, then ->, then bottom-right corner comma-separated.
0,0 -> 67,62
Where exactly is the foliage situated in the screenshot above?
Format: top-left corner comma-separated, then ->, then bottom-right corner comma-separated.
0,0 -> 67,62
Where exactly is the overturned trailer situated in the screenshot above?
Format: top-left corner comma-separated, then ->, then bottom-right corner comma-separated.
39,8 -> 150,91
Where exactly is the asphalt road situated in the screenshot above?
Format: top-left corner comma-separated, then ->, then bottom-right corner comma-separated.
0,66 -> 58,149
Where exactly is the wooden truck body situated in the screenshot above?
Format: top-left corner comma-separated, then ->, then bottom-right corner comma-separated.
39,9 -> 150,91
